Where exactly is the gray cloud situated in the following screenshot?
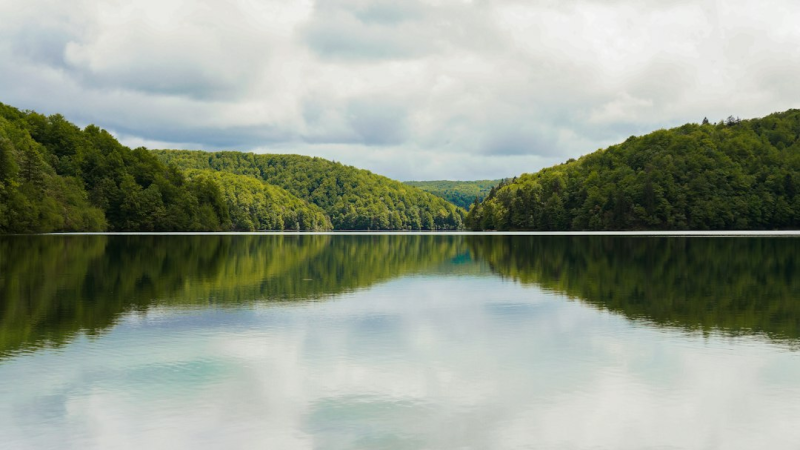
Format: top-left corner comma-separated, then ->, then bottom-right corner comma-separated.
300,1 -> 437,61
1,0 -> 799,180
301,0 -> 503,61
4,0 -> 278,101
481,125 -> 559,157
302,14 -> 431,60
351,1 -> 424,25
63,6 -> 275,100
345,98 -> 409,146
111,123 -> 295,150
11,25 -> 75,69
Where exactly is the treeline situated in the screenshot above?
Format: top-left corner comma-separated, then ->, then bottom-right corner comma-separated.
467,110 -> 800,230
153,150 -> 465,230
404,179 -> 501,209
0,103 -> 329,232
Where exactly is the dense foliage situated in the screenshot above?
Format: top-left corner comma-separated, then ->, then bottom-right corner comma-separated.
185,170 -> 331,231
403,180 -> 501,209
469,236 -> 800,343
0,103 -> 333,232
467,111 -> 800,230
153,150 -> 465,230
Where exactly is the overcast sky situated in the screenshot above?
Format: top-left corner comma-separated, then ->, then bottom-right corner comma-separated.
1,0 -> 798,180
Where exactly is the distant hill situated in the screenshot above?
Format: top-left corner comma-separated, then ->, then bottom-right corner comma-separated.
153,150 -> 465,230
468,111 -> 800,230
0,102 -> 464,233
404,180 -> 502,209
6,100 -> 798,233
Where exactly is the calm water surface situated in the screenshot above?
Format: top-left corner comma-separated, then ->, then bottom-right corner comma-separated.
1,235 -> 800,449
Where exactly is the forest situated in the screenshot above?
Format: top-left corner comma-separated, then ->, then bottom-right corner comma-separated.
0,102 -> 464,232
4,101 -> 800,233
467,111 -> 800,230
404,179 -> 501,209
0,103 -> 329,232
153,150 -> 465,230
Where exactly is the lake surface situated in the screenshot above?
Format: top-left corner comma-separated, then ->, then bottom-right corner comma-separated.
1,234 -> 800,449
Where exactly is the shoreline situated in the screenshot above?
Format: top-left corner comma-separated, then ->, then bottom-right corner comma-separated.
24,230 -> 800,236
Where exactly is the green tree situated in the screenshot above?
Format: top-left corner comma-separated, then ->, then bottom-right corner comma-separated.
468,109 -> 800,231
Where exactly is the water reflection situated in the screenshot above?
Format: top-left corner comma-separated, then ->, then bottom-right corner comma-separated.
3,235 -> 800,449
468,236 -> 800,343
3,277 -> 800,449
0,235 -> 466,357
1,235 -> 799,357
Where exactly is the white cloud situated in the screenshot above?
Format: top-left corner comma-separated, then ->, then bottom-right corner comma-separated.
1,0 -> 799,180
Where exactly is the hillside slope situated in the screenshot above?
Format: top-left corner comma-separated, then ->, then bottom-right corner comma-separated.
185,170 -> 331,231
467,111 -> 800,230
404,180 -> 501,209
153,150 -> 465,230
0,103 -> 328,232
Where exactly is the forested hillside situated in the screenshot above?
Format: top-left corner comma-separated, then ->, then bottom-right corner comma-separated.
467,111 -> 800,230
0,103 -> 329,232
154,150 -> 465,230
185,170 -> 331,231
404,180 -> 501,209
7,101 -> 798,233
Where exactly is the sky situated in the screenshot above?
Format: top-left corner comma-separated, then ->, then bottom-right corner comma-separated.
1,0 -> 799,181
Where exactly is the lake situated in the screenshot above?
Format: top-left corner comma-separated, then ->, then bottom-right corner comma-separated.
1,234 -> 800,449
